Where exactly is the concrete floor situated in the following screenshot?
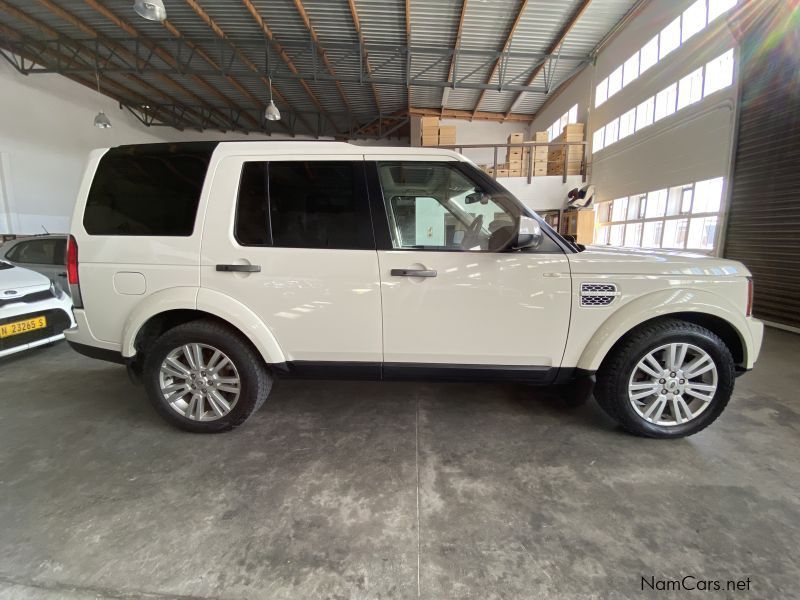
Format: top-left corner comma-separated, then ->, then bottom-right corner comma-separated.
0,329 -> 798,599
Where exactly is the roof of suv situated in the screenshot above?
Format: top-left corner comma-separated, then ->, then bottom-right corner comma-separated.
100,141 -> 464,160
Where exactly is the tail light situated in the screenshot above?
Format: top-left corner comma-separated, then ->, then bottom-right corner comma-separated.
746,276 -> 754,317
66,235 -> 83,308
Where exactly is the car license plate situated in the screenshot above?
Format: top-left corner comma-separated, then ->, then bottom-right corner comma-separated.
0,316 -> 47,338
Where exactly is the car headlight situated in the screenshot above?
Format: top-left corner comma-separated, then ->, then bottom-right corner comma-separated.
49,281 -> 59,298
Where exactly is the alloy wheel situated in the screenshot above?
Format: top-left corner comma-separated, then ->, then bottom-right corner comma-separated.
158,343 -> 241,421
627,342 -> 718,427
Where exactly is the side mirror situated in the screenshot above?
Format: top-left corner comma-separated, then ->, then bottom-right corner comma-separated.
514,216 -> 543,250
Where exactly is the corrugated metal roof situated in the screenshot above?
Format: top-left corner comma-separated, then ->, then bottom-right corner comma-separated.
0,0 -> 640,136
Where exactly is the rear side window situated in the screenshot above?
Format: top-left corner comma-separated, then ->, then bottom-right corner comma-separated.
235,161 -> 373,250
84,143 -> 217,236
7,239 -> 62,265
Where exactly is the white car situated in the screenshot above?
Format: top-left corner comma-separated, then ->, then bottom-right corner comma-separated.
65,142 -> 763,438
0,261 -> 74,358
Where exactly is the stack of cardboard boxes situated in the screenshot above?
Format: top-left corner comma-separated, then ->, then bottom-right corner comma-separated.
547,123 -> 584,176
420,116 -> 457,147
483,131 -> 550,177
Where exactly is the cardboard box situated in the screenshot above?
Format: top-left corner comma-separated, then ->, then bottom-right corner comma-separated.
421,116 -> 440,127
422,136 -> 438,147
422,126 -> 440,137
533,131 -> 549,143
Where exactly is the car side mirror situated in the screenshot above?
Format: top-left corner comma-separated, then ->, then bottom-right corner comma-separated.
514,216 -> 543,250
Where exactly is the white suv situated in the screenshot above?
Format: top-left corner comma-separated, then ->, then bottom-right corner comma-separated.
65,142 -> 763,438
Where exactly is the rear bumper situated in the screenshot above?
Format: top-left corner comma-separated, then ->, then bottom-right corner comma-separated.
63,309 -> 121,353
67,340 -> 126,365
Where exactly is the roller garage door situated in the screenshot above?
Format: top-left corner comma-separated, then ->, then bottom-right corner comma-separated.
723,3 -> 800,329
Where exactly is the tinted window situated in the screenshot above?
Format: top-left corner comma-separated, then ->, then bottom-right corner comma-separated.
235,161 -> 373,250
8,239 -> 62,265
84,143 -> 217,236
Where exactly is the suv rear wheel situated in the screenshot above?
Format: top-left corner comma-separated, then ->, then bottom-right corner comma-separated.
143,320 -> 272,433
595,319 -> 735,439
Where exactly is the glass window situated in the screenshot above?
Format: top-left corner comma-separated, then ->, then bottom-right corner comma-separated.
608,66 -> 623,98
645,189 -> 668,219
654,83 -> 678,121
568,104 -> 579,124
678,67 -> 704,109
235,161 -> 373,249
605,118 -> 620,146
84,142 -> 215,236
7,239 -> 60,265
595,78 -> 609,107
636,96 -> 655,131
662,218 -> 689,248
592,127 -> 606,154
624,222 -> 643,247
627,195 -> 641,221
659,17 -> 682,59
609,224 -> 625,246
693,177 -> 724,213
623,52 -> 640,87
596,225 -> 610,245
687,216 -> 718,249
704,49 -> 735,96
642,221 -> 663,248
640,35 -> 659,74
681,186 -> 694,213
682,0 -> 707,43
611,197 -> 628,221
619,108 -> 637,139
709,0 -> 737,22
377,162 -> 519,252
597,202 -> 612,223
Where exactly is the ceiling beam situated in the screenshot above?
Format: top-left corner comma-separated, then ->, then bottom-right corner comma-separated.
0,1 -> 206,131
182,0 -> 303,135
441,0 -> 469,108
410,107 -> 533,123
291,0 -> 353,115
347,0 -> 381,114
30,0 -> 234,131
471,0 -> 529,118
0,22 -> 193,131
241,0 -> 337,136
81,0 -> 258,131
503,0 -> 593,118
405,0 -> 411,115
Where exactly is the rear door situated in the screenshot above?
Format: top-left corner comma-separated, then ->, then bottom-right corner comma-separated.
201,155 -> 383,373
369,158 -> 571,381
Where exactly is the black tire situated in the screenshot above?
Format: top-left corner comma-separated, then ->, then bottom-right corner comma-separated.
143,319 -> 272,433
595,319 -> 735,439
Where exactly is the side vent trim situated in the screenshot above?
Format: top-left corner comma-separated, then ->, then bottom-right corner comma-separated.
580,282 -> 620,307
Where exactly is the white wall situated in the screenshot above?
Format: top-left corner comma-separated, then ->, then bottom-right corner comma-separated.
0,60 -> 392,235
0,61 -> 167,234
529,0 -> 739,206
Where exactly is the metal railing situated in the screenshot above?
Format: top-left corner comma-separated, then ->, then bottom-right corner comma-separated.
438,141 -> 587,184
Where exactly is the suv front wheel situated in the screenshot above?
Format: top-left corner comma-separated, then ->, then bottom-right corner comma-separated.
595,319 -> 735,439
143,320 -> 272,433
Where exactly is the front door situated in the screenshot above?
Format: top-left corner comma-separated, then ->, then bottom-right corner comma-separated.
201,155 -> 382,373
371,159 -> 571,381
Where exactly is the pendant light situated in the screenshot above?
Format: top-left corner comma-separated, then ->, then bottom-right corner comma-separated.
93,72 -> 112,129
264,38 -> 280,123
134,0 -> 167,22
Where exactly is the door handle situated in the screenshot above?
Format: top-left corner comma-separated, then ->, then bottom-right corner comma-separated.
391,268 -> 437,277
216,264 -> 261,273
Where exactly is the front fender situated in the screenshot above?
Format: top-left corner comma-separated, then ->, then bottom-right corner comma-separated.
576,287 -> 754,372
